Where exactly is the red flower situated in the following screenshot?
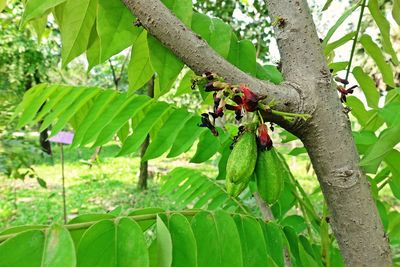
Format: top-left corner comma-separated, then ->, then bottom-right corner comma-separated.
256,123 -> 273,150
225,85 -> 260,120
239,85 -> 259,112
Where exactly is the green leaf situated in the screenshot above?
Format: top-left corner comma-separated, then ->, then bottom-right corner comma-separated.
353,131 -> 378,154
324,31 -> 356,55
322,2 -> 360,47
322,0 -> 333,11
359,34 -> 395,87
157,215 -> 173,267
21,0 -> 66,26
39,87 -> 87,132
281,215 -> 307,234
49,87 -> 100,137
148,36 -> 184,96
71,90 -> 117,147
36,177 -> 47,188
209,18 -> 232,59
0,230 -> 45,267
17,84 -> 51,127
379,102 -> 400,127
42,224 -> 76,267
328,61 -> 348,74
283,226 -> 301,264
77,218 -> 148,267
256,64 -> 283,84
288,147 -> 307,156
60,0 -> 97,66
128,31 -> 154,92
97,0 -> 142,63
175,69 -> 195,97
298,239 -> 319,267
262,222 -> 285,267
0,225 -> 46,236
190,130 -> 221,163
128,208 -> 164,231
30,11 -> 50,41
143,108 -> 192,161
146,0 -> 191,96
191,13 -> 231,59
118,102 -> 172,156
368,0 -> 399,65
93,95 -> 153,147
168,214 -> 197,267
67,213 -> 115,247
216,140 -> 231,180
234,215 -> 269,266
360,122 -> 400,171
393,0 -> 400,26
191,211 -> 242,267
346,96 -> 384,131
0,0 -> 6,12
80,93 -> 134,146
86,24 -> 101,70
352,67 -> 380,108
237,40 -> 257,75
161,0 -> 192,27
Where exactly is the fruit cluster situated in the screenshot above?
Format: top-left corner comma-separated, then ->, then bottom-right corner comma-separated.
225,127 -> 284,204
193,72 -> 287,204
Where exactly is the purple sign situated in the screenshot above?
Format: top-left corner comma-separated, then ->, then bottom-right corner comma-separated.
49,131 -> 74,145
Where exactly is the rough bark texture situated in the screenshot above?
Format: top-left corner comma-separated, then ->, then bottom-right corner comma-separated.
123,0 -> 300,114
265,1 -> 391,266
123,0 -> 392,265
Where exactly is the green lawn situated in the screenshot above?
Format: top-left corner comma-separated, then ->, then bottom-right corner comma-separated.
0,137 -> 324,230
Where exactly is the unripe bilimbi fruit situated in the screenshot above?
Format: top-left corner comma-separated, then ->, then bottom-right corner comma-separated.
255,148 -> 284,205
226,131 -> 257,184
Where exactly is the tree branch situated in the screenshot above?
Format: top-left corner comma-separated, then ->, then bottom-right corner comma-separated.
122,0 -> 300,114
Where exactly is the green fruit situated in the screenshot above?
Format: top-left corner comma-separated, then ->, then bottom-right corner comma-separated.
226,131 -> 257,184
255,148 -> 284,205
226,174 -> 251,197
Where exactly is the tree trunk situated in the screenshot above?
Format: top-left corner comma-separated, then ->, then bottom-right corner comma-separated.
138,77 -> 154,190
25,74 -> 52,155
265,1 -> 392,265
39,123 -> 52,155
123,0 -> 392,265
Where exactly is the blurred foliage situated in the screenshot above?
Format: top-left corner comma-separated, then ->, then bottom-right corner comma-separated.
194,0 -> 273,62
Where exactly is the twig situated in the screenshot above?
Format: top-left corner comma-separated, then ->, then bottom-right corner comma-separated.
0,210 -> 197,242
344,0 -> 367,83
108,59 -> 119,90
253,192 -> 274,221
60,144 -> 67,224
253,192 -> 292,267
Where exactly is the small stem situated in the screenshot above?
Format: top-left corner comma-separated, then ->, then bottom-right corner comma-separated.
60,144 -> 67,224
0,210 -> 200,243
253,192 -> 292,267
271,109 -> 311,121
345,0 -> 366,82
253,192 -> 273,221
257,110 -> 265,124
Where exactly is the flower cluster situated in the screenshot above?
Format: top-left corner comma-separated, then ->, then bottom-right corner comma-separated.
334,76 -> 357,103
194,72 -> 273,150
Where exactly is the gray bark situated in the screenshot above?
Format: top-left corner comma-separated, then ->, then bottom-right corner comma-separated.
123,0 -> 392,265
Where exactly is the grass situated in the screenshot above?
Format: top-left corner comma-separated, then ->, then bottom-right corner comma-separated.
0,134 -> 323,231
